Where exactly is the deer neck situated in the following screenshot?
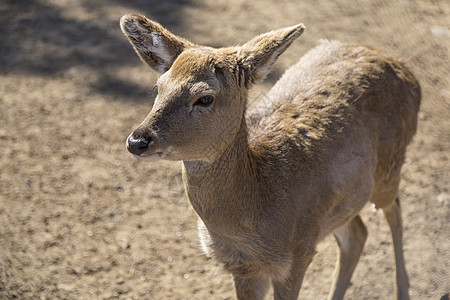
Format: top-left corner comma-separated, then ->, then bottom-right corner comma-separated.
182,115 -> 260,225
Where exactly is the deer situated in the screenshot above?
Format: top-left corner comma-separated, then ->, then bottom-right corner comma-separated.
120,13 -> 420,300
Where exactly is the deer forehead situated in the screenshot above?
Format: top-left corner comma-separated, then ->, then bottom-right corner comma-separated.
170,48 -> 217,80
159,49 -> 227,96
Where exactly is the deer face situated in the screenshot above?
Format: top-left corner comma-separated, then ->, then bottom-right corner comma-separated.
126,47 -> 245,162
121,14 -> 304,162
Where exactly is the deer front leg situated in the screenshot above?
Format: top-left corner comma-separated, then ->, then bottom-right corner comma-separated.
272,250 -> 315,300
234,275 -> 270,300
327,215 -> 368,300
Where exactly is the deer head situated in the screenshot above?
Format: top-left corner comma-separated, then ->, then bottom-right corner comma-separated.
121,14 -> 304,162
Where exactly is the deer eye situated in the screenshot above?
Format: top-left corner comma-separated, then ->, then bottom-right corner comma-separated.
194,95 -> 214,107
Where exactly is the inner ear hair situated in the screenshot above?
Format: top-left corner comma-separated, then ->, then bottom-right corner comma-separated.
120,14 -> 194,73
237,24 -> 305,85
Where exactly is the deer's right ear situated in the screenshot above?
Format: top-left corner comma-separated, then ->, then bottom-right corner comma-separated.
120,14 -> 194,73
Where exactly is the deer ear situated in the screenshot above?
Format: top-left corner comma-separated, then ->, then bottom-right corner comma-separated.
120,14 -> 194,73
237,24 -> 305,86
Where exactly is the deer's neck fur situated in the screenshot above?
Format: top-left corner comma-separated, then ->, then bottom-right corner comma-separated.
182,113 -> 262,228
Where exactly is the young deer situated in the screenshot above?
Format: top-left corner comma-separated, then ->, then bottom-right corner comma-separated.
121,14 -> 420,300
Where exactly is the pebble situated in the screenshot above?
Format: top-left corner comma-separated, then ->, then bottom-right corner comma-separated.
430,26 -> 450,38
436,193 -> 448,204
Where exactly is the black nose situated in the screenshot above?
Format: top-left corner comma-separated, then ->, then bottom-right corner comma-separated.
126,134 -> 150,155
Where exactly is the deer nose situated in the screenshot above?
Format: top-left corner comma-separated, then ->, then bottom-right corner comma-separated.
126,134 -> 150,155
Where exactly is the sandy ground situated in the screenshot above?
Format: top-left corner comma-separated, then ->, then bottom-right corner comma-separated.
0,0 -> 449,299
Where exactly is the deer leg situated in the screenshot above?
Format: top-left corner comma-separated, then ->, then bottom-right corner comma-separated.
272,250 -> 315,300
327,215 -> 368,300
234,275 -> 270,300
383,197 -> 410,300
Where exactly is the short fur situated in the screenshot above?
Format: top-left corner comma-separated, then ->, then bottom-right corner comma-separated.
122,14 -> 420,300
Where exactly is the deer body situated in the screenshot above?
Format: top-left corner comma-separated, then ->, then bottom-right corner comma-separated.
121,14 -> 420,300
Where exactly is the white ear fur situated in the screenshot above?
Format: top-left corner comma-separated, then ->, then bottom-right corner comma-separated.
123,24 -> 172,72
120,14 -> 194,73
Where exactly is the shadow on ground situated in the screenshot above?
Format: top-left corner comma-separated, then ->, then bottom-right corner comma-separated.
0,0 -> 196,101
0,0 -> 284,102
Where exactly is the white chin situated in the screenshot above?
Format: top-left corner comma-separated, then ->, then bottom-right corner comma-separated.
132,153 -> 165,162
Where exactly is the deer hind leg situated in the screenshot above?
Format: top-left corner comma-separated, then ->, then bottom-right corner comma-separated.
383,197 -> 410,300
234,275 -> 270,300
327,215 -> 368,300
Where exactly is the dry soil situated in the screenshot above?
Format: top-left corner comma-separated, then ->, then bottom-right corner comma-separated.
0,0 -> 449,299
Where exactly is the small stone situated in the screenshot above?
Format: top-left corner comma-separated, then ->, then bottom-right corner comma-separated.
436,193 -> 448,204
370,203 -> 378,212
115,232 -> 130,249
57,283 -> 75,291
430,25 -> 450,38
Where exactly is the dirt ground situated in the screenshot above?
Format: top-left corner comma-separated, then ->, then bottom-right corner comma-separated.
0,0 -> 449,299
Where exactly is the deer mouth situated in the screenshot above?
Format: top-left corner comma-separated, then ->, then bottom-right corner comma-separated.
132,151 -> 167,162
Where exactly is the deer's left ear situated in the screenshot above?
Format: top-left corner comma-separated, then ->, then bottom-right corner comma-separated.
237,24 -> 305,86
120,14 -> 195,73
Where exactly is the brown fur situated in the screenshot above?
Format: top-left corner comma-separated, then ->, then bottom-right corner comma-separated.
121,14 -> 420,300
